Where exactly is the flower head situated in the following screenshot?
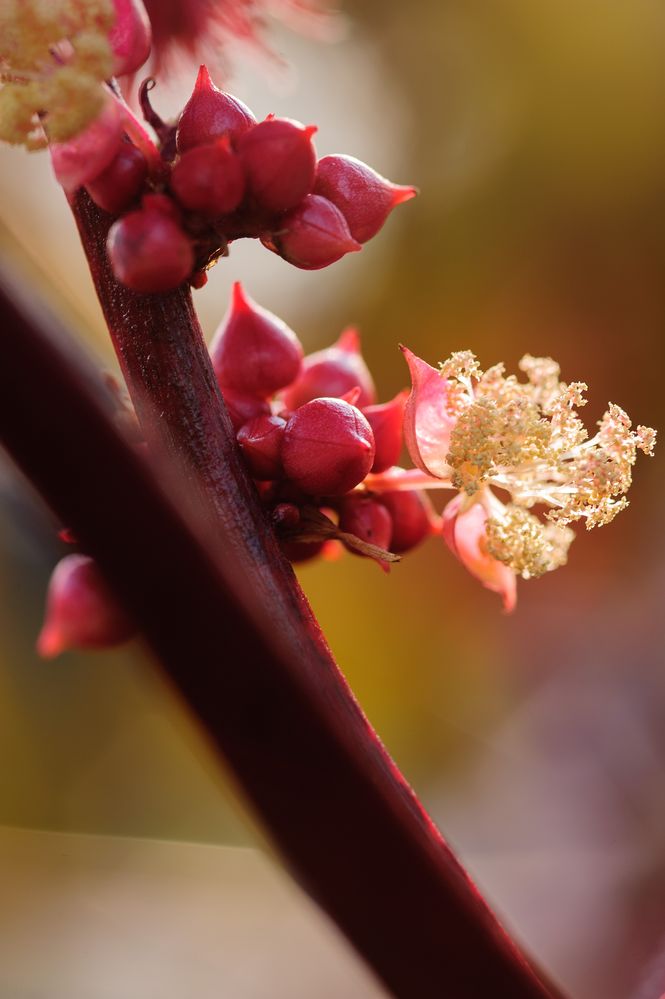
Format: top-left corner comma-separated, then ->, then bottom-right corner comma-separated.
403,347 -> 656,608
0,0 -> 150,149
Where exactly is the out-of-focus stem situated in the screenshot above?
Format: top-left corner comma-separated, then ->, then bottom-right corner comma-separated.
0,217 -> 566,999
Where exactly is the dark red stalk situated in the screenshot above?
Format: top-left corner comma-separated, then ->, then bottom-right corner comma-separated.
0,222 -> 565,999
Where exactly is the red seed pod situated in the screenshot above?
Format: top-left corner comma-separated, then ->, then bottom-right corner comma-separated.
282,397 -> 375,496
170,138 -> 245,216
264,194 -> 361,270
282,327 -> 376,410
210,281 -> 304,398
86,142 -> 148,215
107,199 -> 194,293
37,554 -> 135,658
363,390 -> 407,473
237,414 -> 286,480
220,387 -> 271,431
314,154 -> 417,244
338,495 -> 393,554
376,484 -> 436,554
176,65 -> 256,153
237,118 -> 317,214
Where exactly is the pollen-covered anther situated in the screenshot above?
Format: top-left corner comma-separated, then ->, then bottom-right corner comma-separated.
422,349 -> 657,532
0,0 -> 117,150
485,505 -> 574,579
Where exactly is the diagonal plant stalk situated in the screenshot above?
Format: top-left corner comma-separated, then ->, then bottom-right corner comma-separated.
0,194 -> 567,999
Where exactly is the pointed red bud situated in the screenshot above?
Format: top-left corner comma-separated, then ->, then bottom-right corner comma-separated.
375,477 -> 437,554
176,65 -> 256,153
210,281 -> 304,398
282,397 -> 375,496
220,387 -> 271,431
171,138 -> 245,216
237,118 -> 317,214
363,390 -> 407,473
108,0 -> 152,77
107,198 -> 194,293
338,496 -> 393,555
86,141 -> 148,215
264,194 -> 361,270
282,326 -> 376,410
314,154 -> 417,243
50,97 -> 124,191
237,414 -> 286,480
37,555 -> 135,657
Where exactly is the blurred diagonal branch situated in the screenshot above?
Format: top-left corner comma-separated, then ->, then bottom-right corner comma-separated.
0,247 -> 566,999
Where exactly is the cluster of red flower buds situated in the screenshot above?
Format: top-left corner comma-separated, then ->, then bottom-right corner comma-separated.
210,282 -> 437,564
70,65 -> 417,293
38,284 -> 438,656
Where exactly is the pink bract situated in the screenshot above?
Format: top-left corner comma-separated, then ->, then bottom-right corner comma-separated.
401,347 -> 457,479
442,495 -> 517,612
50,97 -> 125,191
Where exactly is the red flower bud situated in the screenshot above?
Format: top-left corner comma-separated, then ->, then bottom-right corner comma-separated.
338,495 -> 393,554
314,154 -> 417,244
237,118 -> 317,214
37,554 -> 135,657
176,65 -> 256,153
220,387 -> 271,431
282,327 -> 376,410
264,194 -> 361,270
210,281 -> 304,398
109,0 -> 152,77
170,138 -> 245,216
282,397 -> 375,496
86,142 -> 148,215
376,481 -> 437,554
107,199 -> 194,293
363,390 -> 407,473
237,414 -> 286,480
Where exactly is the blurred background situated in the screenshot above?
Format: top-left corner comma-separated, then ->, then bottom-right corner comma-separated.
1,1 -> 665,996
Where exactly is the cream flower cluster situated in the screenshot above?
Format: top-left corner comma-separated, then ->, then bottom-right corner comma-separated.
395,347 -> 656,609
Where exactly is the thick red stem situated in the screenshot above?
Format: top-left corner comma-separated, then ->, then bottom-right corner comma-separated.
0,201 -> 566,999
